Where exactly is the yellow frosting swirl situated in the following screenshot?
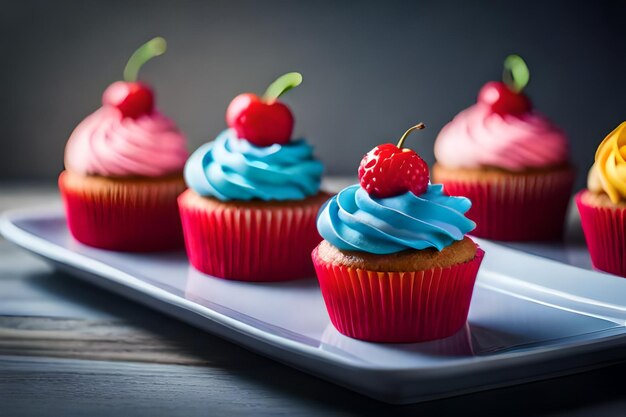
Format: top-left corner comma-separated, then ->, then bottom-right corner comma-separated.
591,122 -> 626,203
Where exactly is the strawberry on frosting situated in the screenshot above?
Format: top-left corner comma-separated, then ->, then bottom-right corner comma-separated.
358,124 -> 429,198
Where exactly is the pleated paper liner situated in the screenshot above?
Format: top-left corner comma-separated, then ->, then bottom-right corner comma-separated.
59,170 -> 186,252
312,245 -> 485,343
576,190 -> 626,277
178,189 -> 330,282
433,164 -> 575,241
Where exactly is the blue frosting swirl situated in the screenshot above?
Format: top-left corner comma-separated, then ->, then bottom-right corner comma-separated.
184,129 -> 324,201
317,184 -> 475,254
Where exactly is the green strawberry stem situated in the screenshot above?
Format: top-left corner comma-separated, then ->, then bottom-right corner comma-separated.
503,54 -> 530,93
397,123 -> 425,149
262,72 -> 303,102
123,37 -> 167,82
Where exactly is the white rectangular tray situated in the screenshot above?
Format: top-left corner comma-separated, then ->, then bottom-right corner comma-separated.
2,207 -> 626,404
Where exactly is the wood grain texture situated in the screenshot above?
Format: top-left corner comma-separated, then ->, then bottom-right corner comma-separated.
0,316 -> 213,365
2,184 -> 626,417
3,353 -> 626,417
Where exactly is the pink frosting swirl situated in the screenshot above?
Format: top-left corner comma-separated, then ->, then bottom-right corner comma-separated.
65,106 -> 188,177
434,103 -> 569,171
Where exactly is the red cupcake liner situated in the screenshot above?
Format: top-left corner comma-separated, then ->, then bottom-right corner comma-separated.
178,189 -> 325,282
312,246 -> 485,343
576,191 -> 626,277
438,168 -> 575,241
59,171 -> 186,252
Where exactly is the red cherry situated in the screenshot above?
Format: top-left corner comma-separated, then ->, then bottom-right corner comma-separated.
358,144 -> 429,198
226,93 -> 294,146
478,81 -> 531,115
102,81 -> 154,118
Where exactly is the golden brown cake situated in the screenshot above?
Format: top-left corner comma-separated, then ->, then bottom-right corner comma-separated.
433,163 -> 574,184
316,237 -> 477,272
178,187 -> 330,211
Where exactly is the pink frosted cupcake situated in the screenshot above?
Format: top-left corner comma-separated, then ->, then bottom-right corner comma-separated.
577,122 -> 626,277
179,73 -> 329,281
59,37 -> 189,251
313,124 -> 484,343
433,55 -> 575,241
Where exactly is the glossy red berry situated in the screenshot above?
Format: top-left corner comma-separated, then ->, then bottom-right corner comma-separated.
358,144 -> 429,198
102,81 -> 154,118
226,93 -> 293,146
478,81 -> 531,115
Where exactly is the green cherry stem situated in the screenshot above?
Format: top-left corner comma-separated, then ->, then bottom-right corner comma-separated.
262,72 -> 303,102
503,54 -> 530,93
123,37 -> 167,82
397,123 -> 425,149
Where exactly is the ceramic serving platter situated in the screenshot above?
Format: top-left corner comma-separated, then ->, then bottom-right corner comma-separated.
2,207 -> 626,404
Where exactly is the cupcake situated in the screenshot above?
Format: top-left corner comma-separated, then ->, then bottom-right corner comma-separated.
179,72 -> 328,282
433,55 -> 575,241
313,123 -> 484,343
577,122 -> 626,277
59,37 -> 189,252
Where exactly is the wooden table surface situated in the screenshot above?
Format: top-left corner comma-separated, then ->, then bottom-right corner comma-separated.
2,183 -> 626,417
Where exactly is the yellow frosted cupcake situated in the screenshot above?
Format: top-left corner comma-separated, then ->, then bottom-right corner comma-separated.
577,122 -> 626,276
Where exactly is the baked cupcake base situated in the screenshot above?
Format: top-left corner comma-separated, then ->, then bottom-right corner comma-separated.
312,237 -> 484,343
59,170 -> 186,252
178,189 -> 330,282
576,190 -> 626,277
433,164 -> 575,241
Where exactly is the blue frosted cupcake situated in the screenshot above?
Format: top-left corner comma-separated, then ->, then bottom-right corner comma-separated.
179,73 -> 328,281
313,124 -> 484,342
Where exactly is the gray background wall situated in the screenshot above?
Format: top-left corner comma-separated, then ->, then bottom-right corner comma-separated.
1,0 -> 625,189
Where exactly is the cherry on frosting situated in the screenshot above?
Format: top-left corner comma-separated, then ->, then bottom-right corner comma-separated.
358,123 -> 430,198
103,81 -> 154,119
226,72 -> 302,147
102,37 -> 167,119
478,54 -> 532,116
478,81 -> 531,115
226,93 -> 294,146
